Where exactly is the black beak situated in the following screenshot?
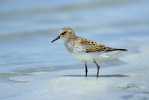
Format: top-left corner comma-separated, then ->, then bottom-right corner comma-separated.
51,36 -> 60,43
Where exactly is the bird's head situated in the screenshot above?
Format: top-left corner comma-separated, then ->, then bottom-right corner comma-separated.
51,27 -> 76,43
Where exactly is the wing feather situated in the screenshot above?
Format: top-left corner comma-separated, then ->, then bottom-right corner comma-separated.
68,36 -> 127,53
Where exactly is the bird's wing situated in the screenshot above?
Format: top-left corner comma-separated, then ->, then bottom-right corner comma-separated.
77,37 -> 126,53
67,36 -> 127,53
76,37 -> 108,52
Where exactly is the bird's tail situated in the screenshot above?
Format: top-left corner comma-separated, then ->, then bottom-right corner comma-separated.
115,49 -> 127,51
106,47 -> 128,52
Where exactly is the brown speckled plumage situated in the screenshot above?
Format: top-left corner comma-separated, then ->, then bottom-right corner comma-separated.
67,36 -> 124,53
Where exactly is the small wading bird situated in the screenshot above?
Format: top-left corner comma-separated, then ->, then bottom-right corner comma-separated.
51,27 -> 127,77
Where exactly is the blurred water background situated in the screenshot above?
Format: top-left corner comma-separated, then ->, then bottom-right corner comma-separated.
0,0 -> 149,100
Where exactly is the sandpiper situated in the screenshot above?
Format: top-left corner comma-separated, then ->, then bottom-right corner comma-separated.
51,27 -> 127,77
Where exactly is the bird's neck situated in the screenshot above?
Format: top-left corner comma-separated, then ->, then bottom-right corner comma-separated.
62,36 -> 76,44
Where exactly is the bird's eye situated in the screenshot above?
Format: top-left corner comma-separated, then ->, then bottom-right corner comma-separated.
61,32 -> 66,35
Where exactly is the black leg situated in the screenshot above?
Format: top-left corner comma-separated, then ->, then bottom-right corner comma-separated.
94,61 -> 100,77
85,62 -> 88,77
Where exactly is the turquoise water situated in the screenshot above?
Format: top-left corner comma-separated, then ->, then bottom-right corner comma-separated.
0,0 -> 149,100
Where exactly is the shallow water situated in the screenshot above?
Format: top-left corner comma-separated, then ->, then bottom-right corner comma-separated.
0,0 -> 149,100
